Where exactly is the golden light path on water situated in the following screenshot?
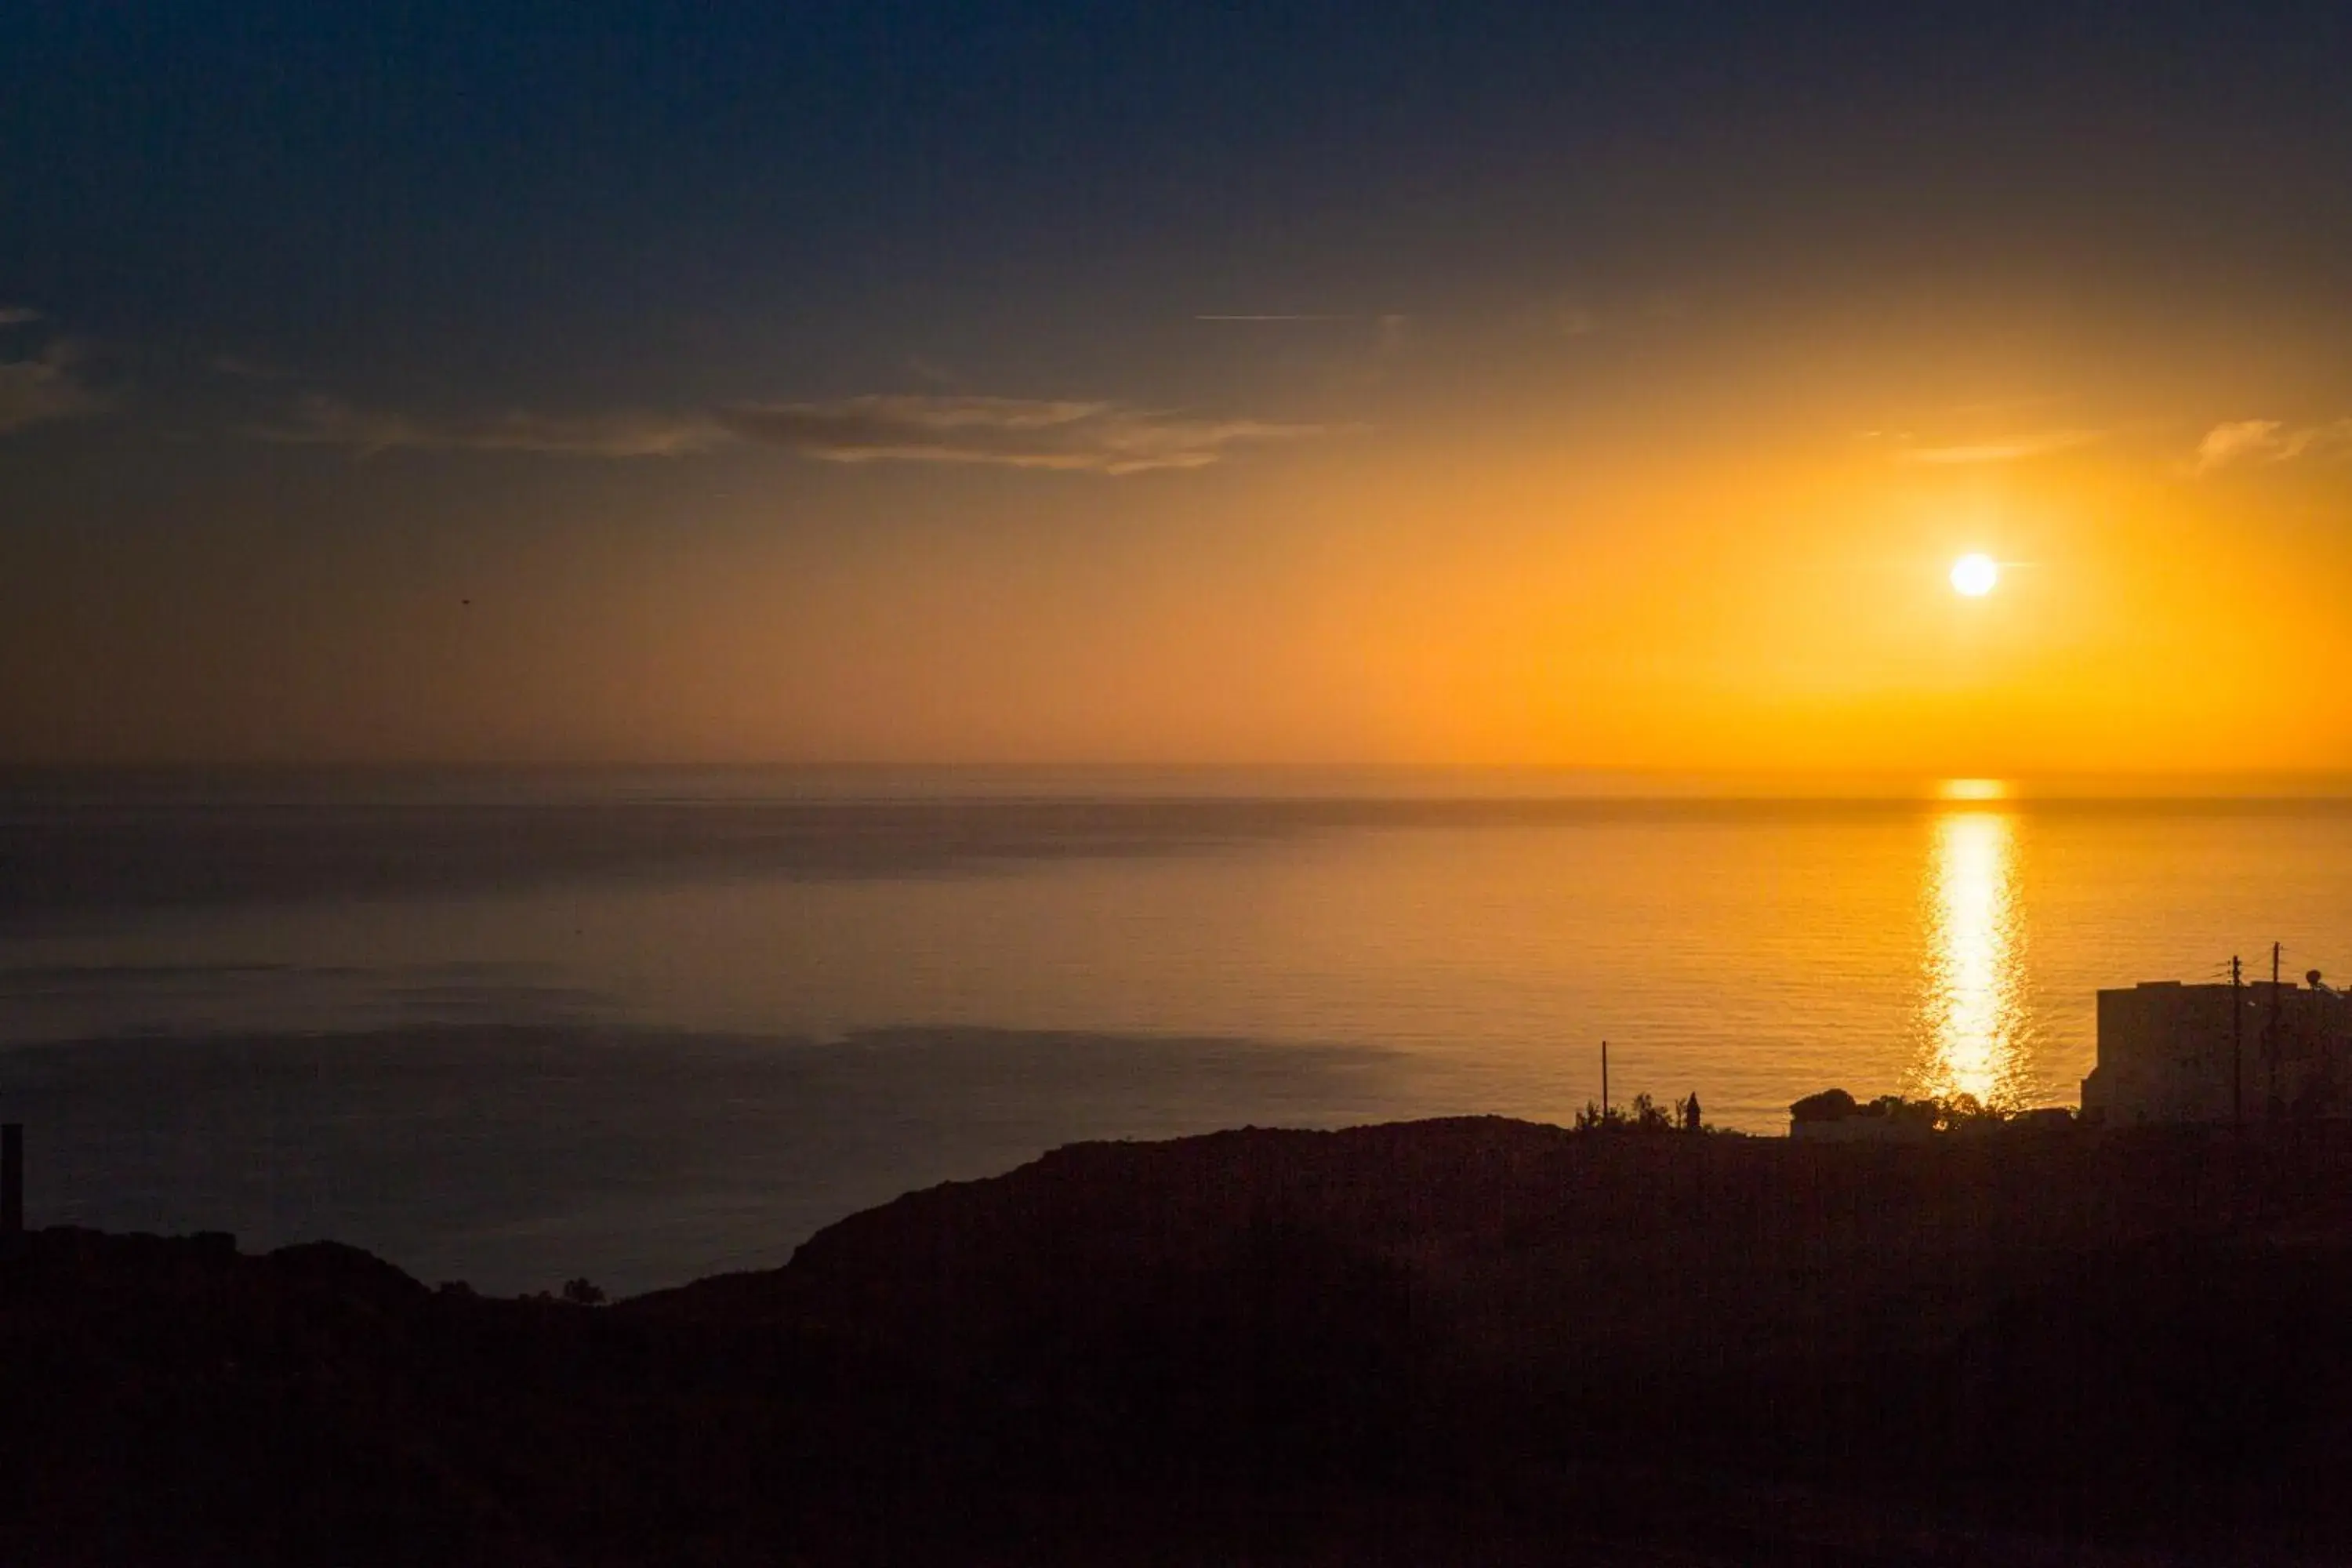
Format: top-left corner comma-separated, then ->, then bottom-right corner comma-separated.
1916,805 -> 2030,1108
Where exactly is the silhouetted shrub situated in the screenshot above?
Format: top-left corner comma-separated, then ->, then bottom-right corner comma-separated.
1790,1087 -> 1858,1123
561,1277 -> 607,1307
1933,1091 -> 1990,1128
1862,1094 -> 1940,1129
1791,1087 -> 2029,1133
1573,1092 -> 1679,1133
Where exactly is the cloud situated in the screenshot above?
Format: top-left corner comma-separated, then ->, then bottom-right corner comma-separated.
2195,419 -> 2291,471
1896,429 -> 2101,465
256,391 -> 1326,474
0,341 -> 107,435
715,394 -> 1327,474
0,306 -> 44,328
2193,417 -> 2352,473
256,395 -> 730,457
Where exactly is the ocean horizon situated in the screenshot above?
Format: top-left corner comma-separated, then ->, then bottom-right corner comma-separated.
5,766 -> 2349,1293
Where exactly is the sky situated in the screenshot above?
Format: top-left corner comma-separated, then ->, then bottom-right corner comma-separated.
5,1 -> 2351,773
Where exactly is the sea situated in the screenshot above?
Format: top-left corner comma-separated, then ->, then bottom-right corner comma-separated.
3,768 -> 2348,1294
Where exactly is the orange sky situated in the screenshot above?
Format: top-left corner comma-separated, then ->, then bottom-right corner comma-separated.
11,5 -> 2352,776
5,290 -> 2351,775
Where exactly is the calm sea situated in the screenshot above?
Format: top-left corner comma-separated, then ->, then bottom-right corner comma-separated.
3,768 -> 2348,1293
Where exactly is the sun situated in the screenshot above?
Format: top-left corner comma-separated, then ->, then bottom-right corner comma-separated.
1950,553 -> 1999,597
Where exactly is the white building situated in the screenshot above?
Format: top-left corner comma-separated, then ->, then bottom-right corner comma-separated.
2081,977 -> 2352,1125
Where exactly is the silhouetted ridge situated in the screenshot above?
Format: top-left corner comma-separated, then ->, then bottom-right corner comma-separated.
10,1118 -> 2352,1563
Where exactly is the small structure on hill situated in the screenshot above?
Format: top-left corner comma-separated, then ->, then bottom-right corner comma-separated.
2082,974 -> 2352,1125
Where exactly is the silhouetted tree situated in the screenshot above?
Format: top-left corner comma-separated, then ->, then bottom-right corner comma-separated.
561,1277 -> 607,1306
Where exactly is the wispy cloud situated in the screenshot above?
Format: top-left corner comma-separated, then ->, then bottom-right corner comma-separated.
1896,429 -> 2101,465
2193,417 -> 2352,474
0,340 -> 107,435
256,392 -> 1326,474
256,395 -> 730,457
717,395 -> 1326,474
0,306 -> 44,329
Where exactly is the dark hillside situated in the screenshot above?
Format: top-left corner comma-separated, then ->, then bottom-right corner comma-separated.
9,1120 -> 2352,1563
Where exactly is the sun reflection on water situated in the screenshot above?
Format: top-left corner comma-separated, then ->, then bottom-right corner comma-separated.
1915,809 -> 2028,1107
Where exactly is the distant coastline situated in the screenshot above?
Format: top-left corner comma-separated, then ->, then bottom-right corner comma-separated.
8,760 -> 2352,805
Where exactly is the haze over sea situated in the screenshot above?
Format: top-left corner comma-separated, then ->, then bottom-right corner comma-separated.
4,768 -> 2348,1294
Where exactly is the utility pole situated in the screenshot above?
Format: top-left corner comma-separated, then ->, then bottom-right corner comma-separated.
2,1123 -> 20,1235
2232,956 -> 2244,1132
2270,942 -> 2285,1120
1601,1040 -> 1610,1120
